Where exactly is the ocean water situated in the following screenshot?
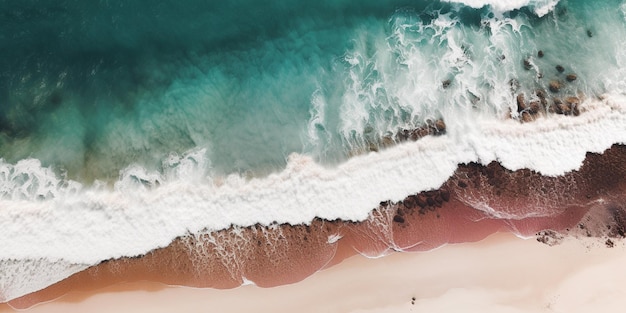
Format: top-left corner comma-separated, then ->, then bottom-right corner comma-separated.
1,0 -> 626,303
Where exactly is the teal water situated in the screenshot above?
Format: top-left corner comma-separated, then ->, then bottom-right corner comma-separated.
1,0 -> 625,183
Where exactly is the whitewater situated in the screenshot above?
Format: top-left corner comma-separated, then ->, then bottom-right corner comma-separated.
2,0 -> 626,303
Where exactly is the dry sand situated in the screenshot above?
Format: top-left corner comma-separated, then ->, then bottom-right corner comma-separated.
1,232 -> 625,313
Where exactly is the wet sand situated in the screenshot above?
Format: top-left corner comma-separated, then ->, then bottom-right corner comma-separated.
1,232 -> 624,313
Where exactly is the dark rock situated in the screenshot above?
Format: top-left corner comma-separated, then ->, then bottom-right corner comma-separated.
441,189 -> 451,202
416,195 -> 428,208
565,97 -> 580,116
548,98 -> 561,113
404,196 -> 416,208
457,180 -> 468,188
556,65 -> 565,73
396,129 -> 409,141
564,96 -> 580,106
538,50 -> 544,58
442,79 -> 451,89
417,128 -> 430,137
549,81 -> 562,93
434,194 -> 443,206
521,111 -> 533,122
434,119 -> 446,132
516,93 -> 527,112
587,29 -> 593,38
529,101 -> 541,114
381,136 -> 394,147
566,74 -> 577,82
606,239 -> 614,248
393,215 -> 405,223
557,102 -> 571,115
523,59 -> 532,70
426,197 -> 435,206
536,89 -> 546,99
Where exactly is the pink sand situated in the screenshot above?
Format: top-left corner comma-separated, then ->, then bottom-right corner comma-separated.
1,233 -> 624,313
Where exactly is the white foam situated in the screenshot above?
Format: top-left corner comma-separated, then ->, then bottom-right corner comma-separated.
443,0 -> 560,17
0,259 -> 89,303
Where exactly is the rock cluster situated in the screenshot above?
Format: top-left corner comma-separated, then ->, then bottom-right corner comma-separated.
514,51 -> 584,123
392,188 -> 453,223
395,118 -> 446,143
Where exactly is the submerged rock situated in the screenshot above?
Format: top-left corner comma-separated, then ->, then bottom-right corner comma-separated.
434,119 -> 446,133
565,96 -> 580,106
538,50 -> 544,58
517,93 -> 527,111
565,96 -> 581,116
442,79 -> 451,89
555,100 -> 572,115
549,81 -> 562,93
523,59 -> 532,70
556,65 -> 565,73
521,111 -> 533,122
529,101 -> 541,114
566,74 -> 577,82
536,89 -> 546,99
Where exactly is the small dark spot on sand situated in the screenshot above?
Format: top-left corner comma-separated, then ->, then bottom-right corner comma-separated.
606,239 -> 614,248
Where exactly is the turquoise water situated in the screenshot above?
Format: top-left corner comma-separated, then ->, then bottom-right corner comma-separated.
1,0 -> 625,183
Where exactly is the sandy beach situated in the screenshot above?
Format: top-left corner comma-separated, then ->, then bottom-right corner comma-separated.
1,232 -> 624,313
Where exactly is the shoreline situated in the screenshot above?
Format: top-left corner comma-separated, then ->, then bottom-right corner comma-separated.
2,232 -> 625,313
2,144 -> 625,307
